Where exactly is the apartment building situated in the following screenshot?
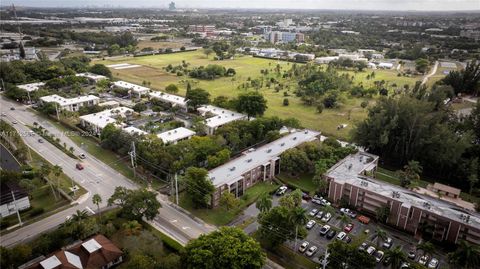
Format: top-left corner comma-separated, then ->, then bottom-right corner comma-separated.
157,127 -> 196,144
264,31 -> 304,44
197,105 -> 247,135
325,152 -> 480,245
79,107 -> 133,136
0,182 -> 31,218
113,81 -> 150,98
209,129 -> 320,207
149,91 -> 188,112
39,94 -> 100,112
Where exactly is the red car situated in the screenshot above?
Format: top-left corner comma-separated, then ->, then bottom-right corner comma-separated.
344,223 -> 354,233
76,163 -> 84,170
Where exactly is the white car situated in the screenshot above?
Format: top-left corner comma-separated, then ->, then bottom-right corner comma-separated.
276,186 -> 288,196
366,246 -> 376,255
306,220 -> 316,229
309,208 -> 319,217
319,225 -> 331,235
321,212 -> 332,222
383,237 -> 393,249
312,195 -> 322,204
336,231 -> 347,240
428,258 -> 439,269
374,250 -> 384,262
305,246 -> 318,257
298,241 -> 309,253
315,211 -> 324,219
419,255 -> 430,265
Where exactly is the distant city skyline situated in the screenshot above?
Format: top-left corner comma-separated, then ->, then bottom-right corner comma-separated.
6,0 -> 480,11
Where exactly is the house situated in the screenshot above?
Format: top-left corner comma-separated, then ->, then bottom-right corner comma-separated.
197,105 -> 247,135
79,107 -> 133,136
0,182 -> 30,218
17,82 -> 45,92
123,126 -> 148,136
378,62 -> 394,69
325,152 -> 480,245
315,56 -> 339,64
113,81 -> 150,98
431,183 -> 461,199
76,72 -> 108,83
20,234 -> 123,269
209,129 -> 320,207
157,127 -> 196,144
40,95 -> 100,112
148,91 -> 188,112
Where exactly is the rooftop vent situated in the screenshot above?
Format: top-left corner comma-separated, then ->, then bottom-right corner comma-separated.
230,166 -> 236,171
304,130 -> 308,134
280,143 -> 285,146
391,191 -> 400,198
293,137 -> 297,140
247,158 -> 252,163
267,149 -> 272,153
360,181 -> 368,187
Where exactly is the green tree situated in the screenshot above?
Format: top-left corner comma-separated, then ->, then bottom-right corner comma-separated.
415,58 -> 430,74
108,187 -> 161,220
219,192 -> 240,210
339,214 -> 351,228
183,167 -> 215,208
384,246 -> 407,269
203,48 -> 214,58
442,60 -> 480,95
256,193 -> 272,213
92,194 -> 102,215
123,220 -> 143,236
183,227 -> 266,269
280,148 -> 312,176
89,63 -> 112,78
126,254 -> 155,269
165,84 -> 179,93
375,206 -> 390,224
448,240 -> 480,269
52,164 -> 63,190
373,228 -> 387,248
327,240 -> 376,269
417,241 -> 435,257
186,88 -> 210,110
289,206 -> 308,250
279,189 -> 303,209
236,92 -> 268,119
258,206 -> 296,248
133,102 -> 147,112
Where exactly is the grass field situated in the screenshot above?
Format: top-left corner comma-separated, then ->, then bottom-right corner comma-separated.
95,50 -> 422,140
276,173 -> 317,194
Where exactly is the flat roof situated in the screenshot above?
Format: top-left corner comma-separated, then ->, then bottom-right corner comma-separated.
39,256 -> 61,269
40,94 -> 99,106
79,107 -> 133,129
198,105 -> 247,128
81,238 -> 102,253
157,127 -> 196,144
327,152 -> 480,229
209,129 -> 320,187
433,182 -> 461,195
113,80 -> 150,93
149,91 -> 187,107
17,82 -> 45,92
123,126 -> 148,136
76,72 -> 107,81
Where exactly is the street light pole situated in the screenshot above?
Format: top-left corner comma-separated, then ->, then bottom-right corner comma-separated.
11,190 -> 23,226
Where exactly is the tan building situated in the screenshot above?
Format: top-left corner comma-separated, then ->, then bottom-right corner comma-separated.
325,152 -> 480,245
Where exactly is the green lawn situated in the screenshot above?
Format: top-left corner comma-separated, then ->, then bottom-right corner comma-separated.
178,181 -> 279,226
276,173 -> 317,193
95,50 -> 422,140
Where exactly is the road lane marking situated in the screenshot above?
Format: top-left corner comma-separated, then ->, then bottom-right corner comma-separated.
182,226 -> 190,230
85,206 -> 96,214
171,219 -> 178,223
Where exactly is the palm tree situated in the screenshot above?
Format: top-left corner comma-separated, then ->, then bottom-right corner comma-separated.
374,228 -> 387,248
385,246 -> 407,269
339,214 -> 351,228
92,194 -> 102,218
448,240 -> 480,269
71,209 -> 89,222
417,241 -> 435,257
323,205 -> 335,215
52,164 -> 63,190
256,193 -> 272,213
289,207 -> 308,251
123,220 -> 142,236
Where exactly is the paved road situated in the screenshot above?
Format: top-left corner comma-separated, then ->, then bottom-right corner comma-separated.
0,96 -> 214,247
421,60 -> 439,85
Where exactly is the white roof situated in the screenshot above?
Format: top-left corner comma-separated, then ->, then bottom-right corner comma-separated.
157,127 -> 196,144
40,256 -> 62,269
123,126 -> 148,136
76,72 -> 107,81
114,81 -> 150,94
79,107 -> 133,129
209,129 -> 320,187
17,82 -> 45,92
81,238 -> 102,253
198,105 -> 247,128
378,62 -> 394,67
65,251 -> 83,269
99,100 -> 119,107
149,91 -> 187,107
40,94 -> 99,107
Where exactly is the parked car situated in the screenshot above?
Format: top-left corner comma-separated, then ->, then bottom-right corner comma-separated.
309,208 -> 319,217
315,211 -> 325,219
38,138 -> 44,143
344,223 -> 354,233
408,247 -> 417,259
347,211 -> 357,218
302,193 -> 311,201
336,231 -> 347,241
326,230 -> 337,239
428,258 -> 439,269
76,163 -> 84,170
312,195 -> 322,205
344,236 -> 352,243
419,255 -> 430,266
276,186 -> 288,196
306,220 -> 316,229
321,212 -> 332,222
298,241 -> 309,253
400,262 -> 410,269
358,242 -> 368,251
383,256 -> 391,265
366,246 -> 376,255
320,199 -> 331,206
358,215 -> 371,224
305,246 -> 318,257
374,250 -> 385,262
383,237 -> 393,249
10,107 -> 15,110
319,225 -> 331,236
79,153 -> 86,159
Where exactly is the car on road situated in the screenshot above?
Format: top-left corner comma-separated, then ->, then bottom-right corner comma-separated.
12,120 -> 17,124
298,241 -> 309,253
321,212 -> 332,222
76,163 -> 84,170
38,138 -> 44,143
305,246 -> 318,257
315,211 -> 324,219
309,208 -> 319,217
10,107 -> 15,110
374,250 -> 384,262
326,230 -> 337,239
383,237 -> 393,249
319,225 -> 331,236
428,258 -> 439,269
344,236 -> 352,243
344,223 -> 354,233
306,220 -> 316,229
302,192 -> 311,201
79,153 -> 86,159
276,186 -> 288,196
419,255 -> 430,266
366,246 -> 376,255
336,231 -> 347,241
408,247 -> 417,259
358,242 -> 368,251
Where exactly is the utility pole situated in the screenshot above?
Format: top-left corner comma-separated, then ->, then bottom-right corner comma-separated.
175,173 -> 179,205
11,190 -> 23,226
129,141 -> 136,178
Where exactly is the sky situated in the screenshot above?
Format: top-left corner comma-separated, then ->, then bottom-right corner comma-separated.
7,0 -> 480,11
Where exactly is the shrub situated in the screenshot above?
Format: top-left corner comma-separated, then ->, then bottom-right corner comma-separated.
360,101 -> 369,108
29,207 -> 45,217
283,98 -> 289,106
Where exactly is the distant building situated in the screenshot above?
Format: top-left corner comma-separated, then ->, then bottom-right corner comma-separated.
40,95 -> 100,112
79,107 -> 133,136
17,82 -> 45,92
123,126 -> 148,136
157,127 -> 196,144
198,105 -> 247,135
20,234 -> 123,269
113,81 -> 150,98
76,72 -> 108,83
264,31 -> 304,44
148,91 -> 188,112
378,62 -> 394,69
431,183 -> 461,199
0,182 -> 30,218
188,25 -> 216,34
